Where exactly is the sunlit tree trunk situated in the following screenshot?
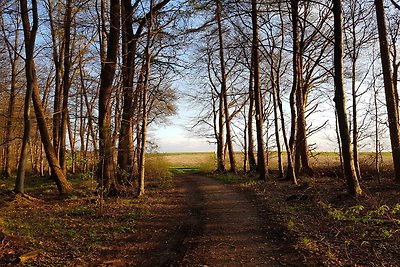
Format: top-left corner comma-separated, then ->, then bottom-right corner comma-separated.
118,0 -> 136,182
216,0 -> 236,173
247,67 -> 257,173
46,0 -> 63,167
15,0 -> 38,194
59,0 -> 73,174
98,0 -> 120,195
137,0 -> 153,197
333,0 -> 362,196
252,0 -> 267,180
374,0 -> 400,182
295,84 -> 313,176
32,68 -> 72,193
285,0 -> 298,184
271,75 -> 283,178
295,3 -> 313,177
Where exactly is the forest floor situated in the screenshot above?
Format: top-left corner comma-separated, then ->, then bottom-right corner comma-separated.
1,155 -> 400,266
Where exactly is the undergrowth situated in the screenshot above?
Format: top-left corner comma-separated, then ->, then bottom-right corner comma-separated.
320,202 -> 400,225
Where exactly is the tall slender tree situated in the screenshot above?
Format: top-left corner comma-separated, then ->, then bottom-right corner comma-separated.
17,0 -> 71,194
59,0 -> 73,174
15,0 -> 38,194
251,0 -> 267,180
98,0 -> 120,195
374,0 -> 400,182
333,0 -> 362,196
137,0 -> 154,197
285,0 -> 299,184
216,0 -> 237,173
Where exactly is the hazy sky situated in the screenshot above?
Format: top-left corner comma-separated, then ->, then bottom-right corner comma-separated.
152,124 -> 214,152
150,91 -> 215,153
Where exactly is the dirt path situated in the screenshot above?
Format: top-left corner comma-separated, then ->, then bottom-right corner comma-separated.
125,174 -> 302,267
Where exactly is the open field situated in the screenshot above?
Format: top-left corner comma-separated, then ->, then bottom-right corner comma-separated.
162,151 -> 394,177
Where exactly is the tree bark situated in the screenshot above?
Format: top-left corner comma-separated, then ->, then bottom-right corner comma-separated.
271,75 -> 283,178
216,0 -> 236,173
251,0 -> 267,180
31,67 -> 72,193
247,66 -> 257,173
349,5 -> 362,180
118,0 -> 170,183
333,0 -> 362,196
46,0 -> 63,166
294,2 -> 313,177
374,0 -> 400,182
59,0 -> 73,174
137,0 -> 154,197
295,85 -> 313,176
118,0 -> 136,182
15,0 -> 37,194
285,0 -> 298,184
98,0 -> 120,195
2,22 -> 18,177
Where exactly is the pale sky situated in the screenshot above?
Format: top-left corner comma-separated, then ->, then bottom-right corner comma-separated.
151,124 -> 214,152
149,92 -> 216,153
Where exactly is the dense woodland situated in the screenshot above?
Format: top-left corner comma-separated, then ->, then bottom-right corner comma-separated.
0,0 -> 400,197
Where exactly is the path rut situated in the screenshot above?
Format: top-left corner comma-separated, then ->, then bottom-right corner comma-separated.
109,174 -> 303,266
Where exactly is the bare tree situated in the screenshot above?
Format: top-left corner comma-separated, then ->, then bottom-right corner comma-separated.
137,0 -> 154,196
333,0 -> 362,196
374,0 -> 400,182
59,0 -> 73,174
216,0 -> 237,173
285,0 -> 299,184
14,0 -> 37,194
252,0 -> 267,180
17,0 -> 72,194
98,0 -> 120,195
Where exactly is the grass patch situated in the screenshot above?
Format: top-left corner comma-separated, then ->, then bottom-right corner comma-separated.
66,207 -> 95,216
169,167 -> 201,175
214,173 -> 242,184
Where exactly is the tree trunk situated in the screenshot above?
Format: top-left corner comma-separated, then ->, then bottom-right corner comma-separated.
79,58 -> 98,153
47,0 -> 63,166
15,0 -> 38,194
251,0 -> 267,180
374,0 -> 400,182
217,89 -> 226,172
32,67 -> 72,193
295,90 -> 313,176
4,39 -> 18,178
118,0 -> 170,184
271,76 -> 283,178
59,0 -> 73,174
295,5 -> 313,177
67,114 -> 76,174
98,0 -> 120,195
216,0 -> 236,173
333,0 -> 362,196
374,86 -> 381,182
350,12 -> 362,180
137,0 -> 154,197
247,66 -> 257,173
118,0 -> 136,183
285,0 -> 299,184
